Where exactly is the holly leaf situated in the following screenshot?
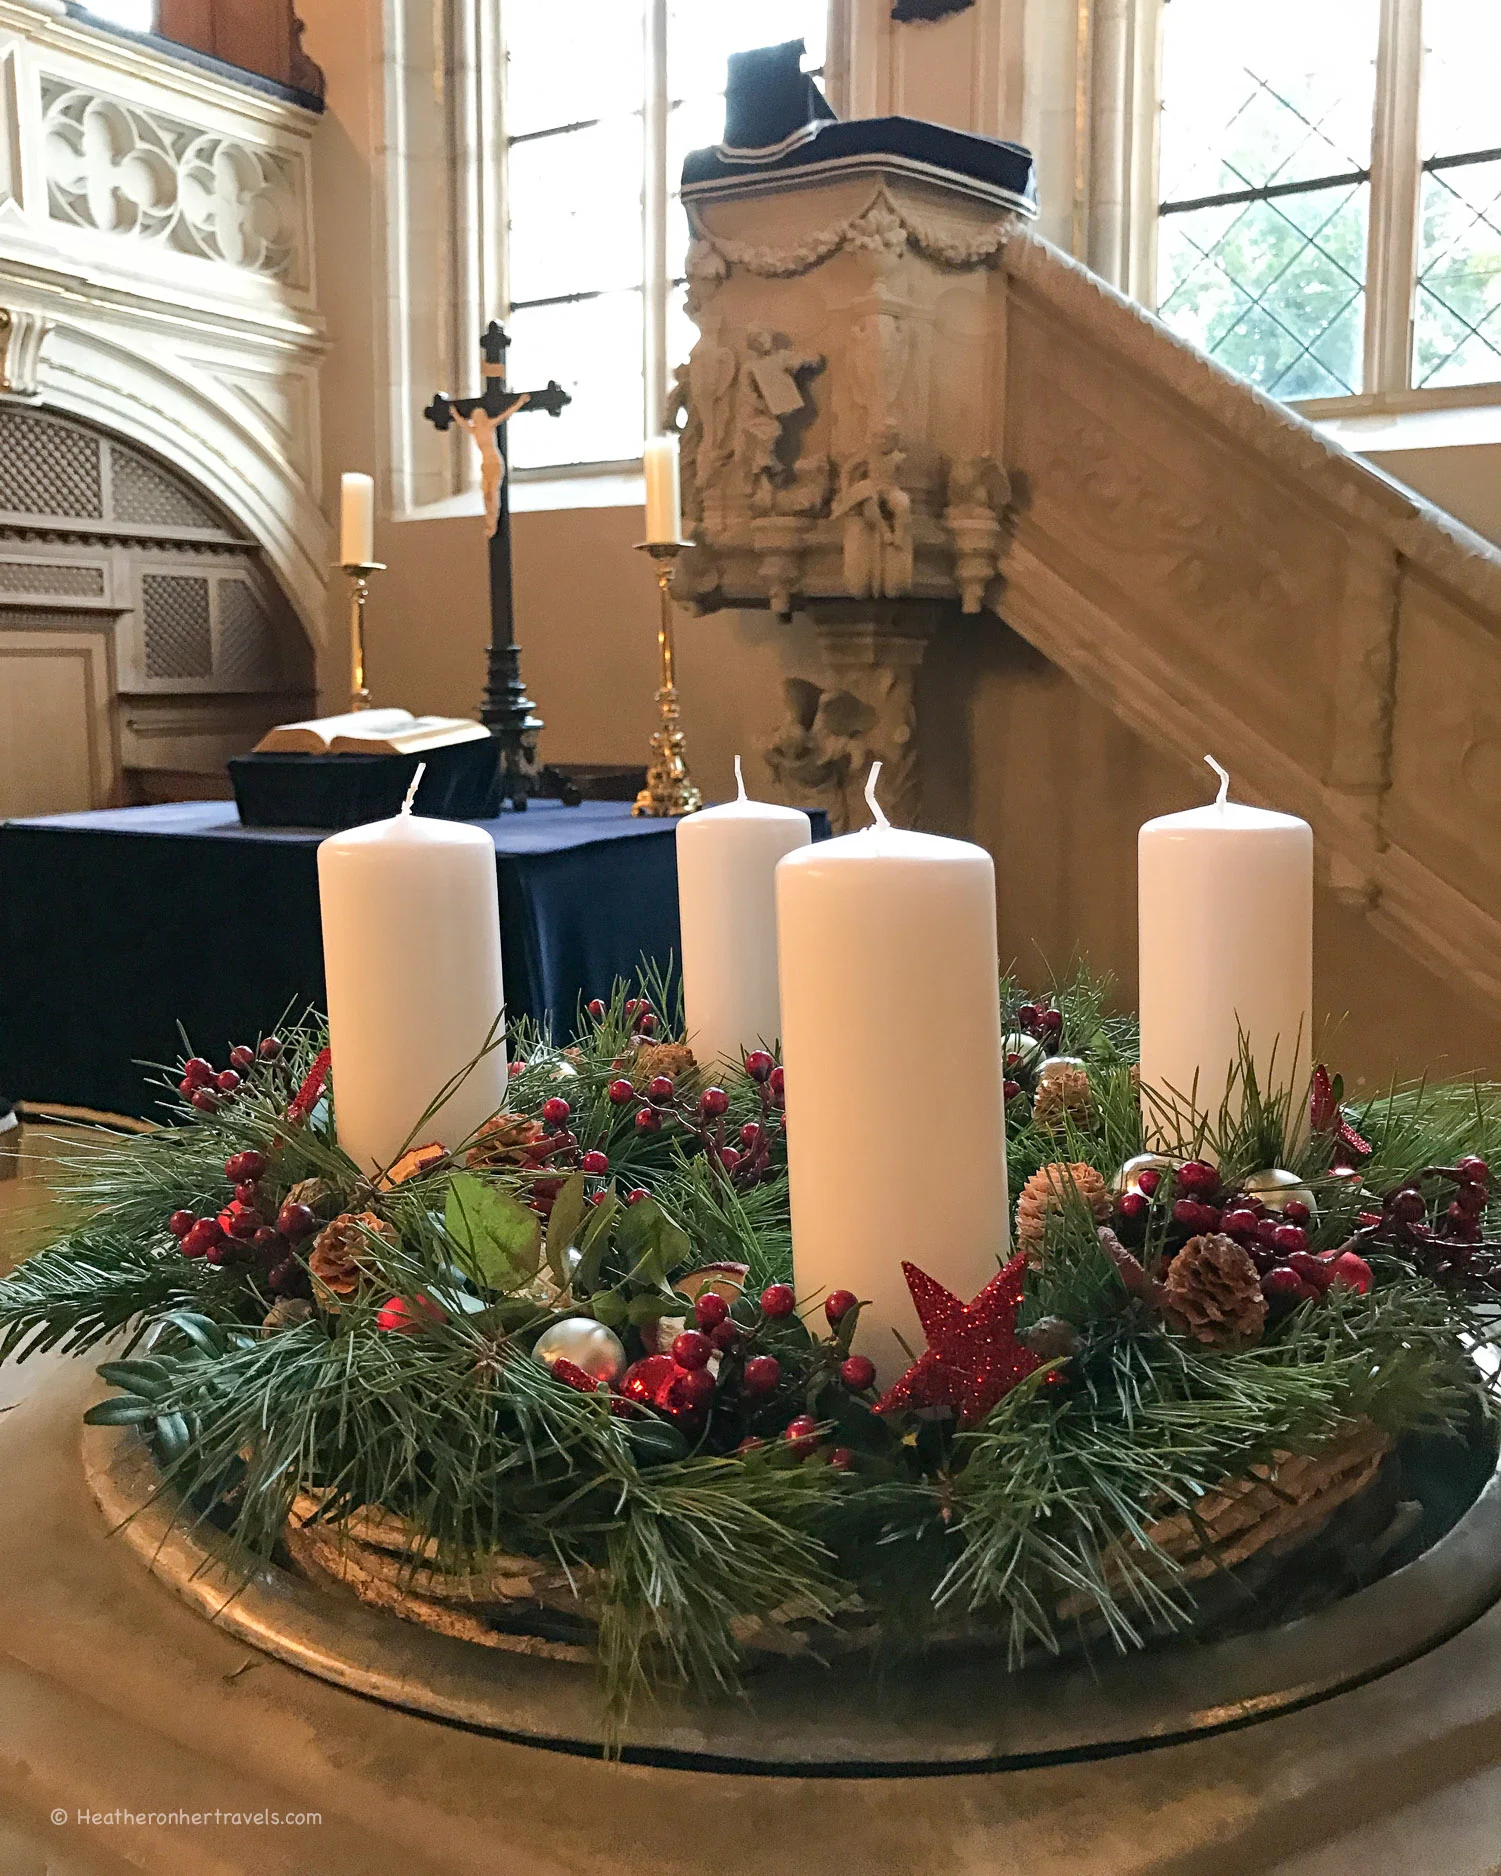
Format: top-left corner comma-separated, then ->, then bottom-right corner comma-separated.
445,1172 -> 541,1292
544,1171 -> 588,1287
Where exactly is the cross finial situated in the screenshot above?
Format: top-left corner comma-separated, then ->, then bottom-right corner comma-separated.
481,321 -> 509,366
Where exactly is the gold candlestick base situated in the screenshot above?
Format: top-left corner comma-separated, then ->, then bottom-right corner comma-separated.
632,541 -> 702,818
338,560 -> 387,712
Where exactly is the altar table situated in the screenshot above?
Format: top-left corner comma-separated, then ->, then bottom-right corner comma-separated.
0,799 -> 690,1118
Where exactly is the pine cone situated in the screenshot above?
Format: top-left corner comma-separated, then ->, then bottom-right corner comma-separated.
632,1042 -> 697,1088
1015,1161 -> 1111,1257
466,1112 -> 547,1169
1163,1233 -> 1268,1346
309,1211 -> 393,1299
1033,1063 -> 1093,1131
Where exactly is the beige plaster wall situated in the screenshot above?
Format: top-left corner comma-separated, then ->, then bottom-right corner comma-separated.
298,0 -> 1501,1089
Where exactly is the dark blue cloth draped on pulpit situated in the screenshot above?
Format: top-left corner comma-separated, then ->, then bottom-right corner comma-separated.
0,800 -> 692,1118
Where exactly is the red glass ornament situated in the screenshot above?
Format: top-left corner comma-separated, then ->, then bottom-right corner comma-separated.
376,1294 -> 444,1333
580,1149 -> 610,1175
759,1283 -> 795,1319
873,1256 -> 1041,1427
839,1353 -> 876,1391
825,1288 -> 858,1326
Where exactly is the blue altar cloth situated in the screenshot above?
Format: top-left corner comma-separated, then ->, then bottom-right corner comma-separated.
0,799 -> 685,1117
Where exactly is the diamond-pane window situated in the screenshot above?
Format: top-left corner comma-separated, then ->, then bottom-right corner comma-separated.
1156,0 -> 1378,398
1412,0 -> 1501,389
504,4 -> 827,472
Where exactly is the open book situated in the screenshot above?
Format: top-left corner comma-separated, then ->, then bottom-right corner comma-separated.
254,709 -> 491,756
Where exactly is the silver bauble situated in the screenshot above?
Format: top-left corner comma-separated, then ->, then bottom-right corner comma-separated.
532,1317 -> 627,1386
1034,1054 -> 1087,1095
1112,1151 -> 1182,1196
1002,1031 -> 1046,1073
1241,1167 -> 1318,1217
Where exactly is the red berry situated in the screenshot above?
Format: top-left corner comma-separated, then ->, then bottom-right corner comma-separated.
229,1209 -> 262,1239
180,1221 -> 216,1258
647,1075 -> 675,1103
825,1288 -> 858,1326
694,1291 -> 730,1331
1117,1191 -> 1148,1224
1261,1266 -> 1305,1304
737,1436 -> 763,1454
233,1150 -> 268,1182
698,1086 -> 730,1119
190,1090 -> 219,1114
1457,1156 -> 1490,1185
1328,1250 -> 1373,1294
1221,1207 -> 1260,1239
167,1209 -> 195,1238
626,1187 -> 649,1205
1256,1217 -> 1284,1247
840,1353 -> 876,1390
739,1122 -> 764,1152
671,1365 -> 715,1413
624,999 -> 640,1017
769,1065 -> 785,1103
1287,1249 -> 1331,1291
744,1050 -> 775,1083
1282,1199 -> 1312,1226
229,1045 -> 256,1072
719,1148 -> 741,1172
1176,1160 -> 1219,1196
257,1036 -> 282,1060
1136,1169 -> 1162,1198
635,1012 -> 657,1034
234,1182 -> 259,1207
1003,1079 -> 1022,1102
580,1149 -> 609,1175
1272,1222 -> 1310,1257
587,998 -> 606,1020
531,1175 -> 564,1200
784,1413 -> 818,1452
607,1078 -> 634,1105
376,1294 -> 444,1333
672,1329 -> 713,1371
183,1057 -> 215,1088
760,1282 -> 795,1319
266,1257 -> 302,1295
216,1070 -> 241,1094
709,1319 -> 737,1351
1173,1198 -> 1220,1232
1454,1180 -> 1486,1216
1038,1007 -> 1063,1038
1016,1003 -> 1040,1032
743,1354 -> 781,1396
634,1107 -> 660,1133
542,1096 -> 571,1125
508,1062 -> 523,1079
252,1226 -> 283,1252
205,1242 -> 228,1265
828,1446 -> 854,1471
276,1201 -> 317,1241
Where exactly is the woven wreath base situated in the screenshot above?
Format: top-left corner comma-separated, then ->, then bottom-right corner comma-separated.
282,1419 -> 1392,1665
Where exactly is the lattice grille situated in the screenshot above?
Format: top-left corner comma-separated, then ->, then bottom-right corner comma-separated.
110,447 -> 220,530
216,577 -> 276,683
0,409 -> 103,519
0,560 -> 105,597
142,572 -> 212,678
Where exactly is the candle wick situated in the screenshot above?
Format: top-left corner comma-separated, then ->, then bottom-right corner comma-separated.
401,762 -> 427,816
1204,754 -> 1230,811
734,753 -> 747,802
864,760 -> 889,830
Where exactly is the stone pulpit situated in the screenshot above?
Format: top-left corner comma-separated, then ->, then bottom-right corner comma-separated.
672,43 -> 1037,830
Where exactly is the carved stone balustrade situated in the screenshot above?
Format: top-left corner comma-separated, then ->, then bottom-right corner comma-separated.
674,131 -> 1501,1018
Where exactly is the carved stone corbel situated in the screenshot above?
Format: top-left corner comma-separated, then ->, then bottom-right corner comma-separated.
0,308 -> 54,399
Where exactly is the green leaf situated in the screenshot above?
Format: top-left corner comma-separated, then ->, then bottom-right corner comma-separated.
626,1290 -> 683,1326
590,1290 -> 628,1329
545,1172 -> 588,1288
159,1310 -> 229,1359
154,1411 -> 191,1460
83,1396 -> 160,1426
97,1358 -> 172,1397
574,1191 -> 620,1293
614,1196 -> 691,1292
444,1172 -> 542,1292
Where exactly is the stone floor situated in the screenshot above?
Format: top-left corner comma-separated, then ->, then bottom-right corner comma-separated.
1,1132 -> 1500,1874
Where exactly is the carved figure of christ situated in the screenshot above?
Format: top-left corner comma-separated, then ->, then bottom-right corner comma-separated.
453,392 -> 532,537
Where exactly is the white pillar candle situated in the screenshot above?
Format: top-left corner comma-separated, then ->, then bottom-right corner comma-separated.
318,776 -> 508,1175
776,765 -> 1009,1381
677,756 -> 811,1067
340,472 -> 375,566
642,434 -> 681,544
1138,758 -> 1313,1144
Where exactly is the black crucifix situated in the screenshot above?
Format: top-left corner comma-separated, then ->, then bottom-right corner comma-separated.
423,321 -> 571,811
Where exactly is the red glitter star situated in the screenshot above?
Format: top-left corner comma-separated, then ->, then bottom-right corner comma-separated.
874,1254 -> 1041,1427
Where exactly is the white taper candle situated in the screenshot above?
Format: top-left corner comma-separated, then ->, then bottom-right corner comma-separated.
677,756 -> 811,1067
1138,757 -> 1313,1143
776,764 -> 1010,1381
642,435 -> 681,545
318,774 -> 508,1175
340,472 -> 375,565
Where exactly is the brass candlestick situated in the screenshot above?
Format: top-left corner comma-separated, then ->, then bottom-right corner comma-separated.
632,541 -> 702,817
339,560 -> 386,711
